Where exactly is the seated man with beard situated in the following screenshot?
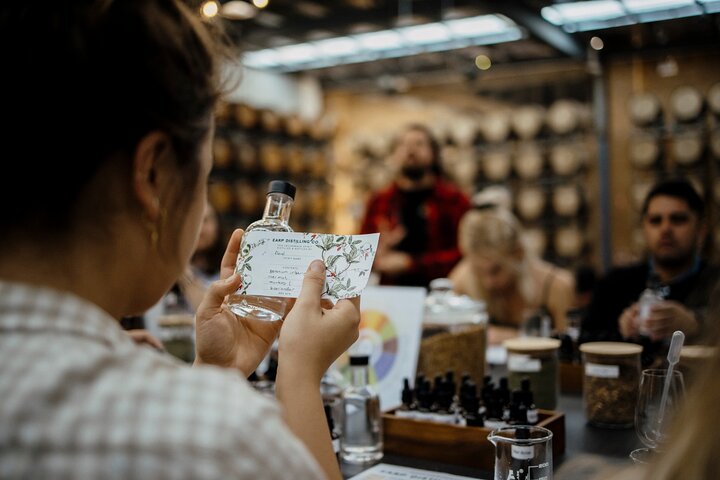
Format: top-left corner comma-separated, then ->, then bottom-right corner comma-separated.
581,178 -> 720,365
359,123 -> 471,288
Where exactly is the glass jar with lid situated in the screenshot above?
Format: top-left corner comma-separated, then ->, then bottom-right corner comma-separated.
579,341 -> 643,428
504,337 -> 561,410
418,278 -> 489,387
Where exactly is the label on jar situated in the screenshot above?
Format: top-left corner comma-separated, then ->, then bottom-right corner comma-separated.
585,362 -> 620,378
508,354 -> 542,372
511,444 -> 535,460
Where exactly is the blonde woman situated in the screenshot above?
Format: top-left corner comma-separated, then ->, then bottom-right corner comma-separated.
449,208 -> 575,344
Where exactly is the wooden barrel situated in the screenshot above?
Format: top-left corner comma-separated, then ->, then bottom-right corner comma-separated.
547,99 -> 580,135
285,114 -> 306,138
552,184 -> 582,217
450,117 -> 478,147
714,179 -> 720,204
481,111 -> 511,143
630,135 -> 660,169
554,225 -> 584,258
208,181 -> 234,215
482,149 -> 512,181
233,179 -> 261,216
235,141 -> 258,172
672,129 -> 704,166
453,150 -> 479,190
260,109 -> 283,133
628,92 -> 662,126
549,142 -> 585,176
517,186 -> 546,221
514,142 -> 544,180
259,141 -> 284,174
670,86 -> 704,123
234,103 -> 259,129
212,136 -> 233,169
511,105 -> 546,140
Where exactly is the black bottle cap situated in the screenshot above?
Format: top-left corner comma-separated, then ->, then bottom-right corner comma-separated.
267,180 -> 296,199
349,354 -> 370,366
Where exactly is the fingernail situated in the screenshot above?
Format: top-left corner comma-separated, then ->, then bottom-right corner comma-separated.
309,260 -> 325,273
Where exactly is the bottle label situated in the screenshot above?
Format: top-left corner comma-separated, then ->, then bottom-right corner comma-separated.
511,444 -> 535,460
527,409 -> 539,424
585,362 -> 619,378
508,354 -> 541,372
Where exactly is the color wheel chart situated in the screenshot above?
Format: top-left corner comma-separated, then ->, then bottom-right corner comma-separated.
335,286 -> 426,410
342,310 -> 398,384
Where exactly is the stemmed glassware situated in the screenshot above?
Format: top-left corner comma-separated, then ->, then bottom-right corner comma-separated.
630,368 -> 685,464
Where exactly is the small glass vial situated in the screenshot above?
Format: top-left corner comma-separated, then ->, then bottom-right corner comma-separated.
227,180 -> 296,321
340,355 -> 384,464
580,341 -> 642,428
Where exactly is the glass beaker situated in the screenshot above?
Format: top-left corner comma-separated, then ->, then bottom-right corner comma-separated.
488,426 -> 553,480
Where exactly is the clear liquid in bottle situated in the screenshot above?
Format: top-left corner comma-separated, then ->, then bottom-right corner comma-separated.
227,180 -> 295,322
340,355 -> 384,464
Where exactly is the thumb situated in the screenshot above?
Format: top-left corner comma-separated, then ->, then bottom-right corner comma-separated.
202,273 -> 242,312
295,260 -> 326,308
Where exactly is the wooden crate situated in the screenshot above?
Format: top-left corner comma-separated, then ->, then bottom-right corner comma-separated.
382,409 -> 565,470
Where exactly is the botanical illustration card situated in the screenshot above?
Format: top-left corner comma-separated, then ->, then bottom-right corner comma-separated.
235,231 -> 380,300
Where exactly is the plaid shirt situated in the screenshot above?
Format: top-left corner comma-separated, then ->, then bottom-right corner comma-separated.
0,281 -> 323,480
360,179 -> 471,287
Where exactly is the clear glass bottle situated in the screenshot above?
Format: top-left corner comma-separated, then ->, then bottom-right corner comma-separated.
340,355 -> 384,464
227,180 -> 296,321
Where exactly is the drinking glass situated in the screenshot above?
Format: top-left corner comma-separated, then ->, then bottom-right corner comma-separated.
631,368 -> 685,462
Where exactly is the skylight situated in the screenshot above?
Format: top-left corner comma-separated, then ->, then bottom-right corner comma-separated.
242,14 -> 523,72
541,0 -> 714,32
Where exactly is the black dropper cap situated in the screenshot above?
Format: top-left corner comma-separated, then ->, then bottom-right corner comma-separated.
349,354 -> 370,366
267,180 -> 296,199
401,378 -> 414,406
521,377 -> 535,406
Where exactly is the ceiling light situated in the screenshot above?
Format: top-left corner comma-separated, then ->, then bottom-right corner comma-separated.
475,55 -> 492,70
242,50 -> 281,69
590,36 -> 604,50
354,30 -> 404,51
622,0 -> 694,13
275,43 -> 319,64
399,23 -> 452,45
241,14 -> 523,72
253,0 -> 269,8
200,0 -> 219,18
314,37 -> 360,57
446,15 -> 514,37
220,1 -> 257,20
541,1 -> 624,25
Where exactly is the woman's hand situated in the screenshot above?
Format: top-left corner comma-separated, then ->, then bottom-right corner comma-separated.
278,260 -> 361,384
193,229 -> 283,376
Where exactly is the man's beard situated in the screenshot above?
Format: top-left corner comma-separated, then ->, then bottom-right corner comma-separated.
401,165 -> 430,181
653,250 -> 695,270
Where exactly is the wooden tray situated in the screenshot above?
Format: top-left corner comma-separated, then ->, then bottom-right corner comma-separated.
382,409 -> 565,470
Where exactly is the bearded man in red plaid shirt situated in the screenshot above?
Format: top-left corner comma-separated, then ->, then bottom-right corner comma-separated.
360,123 -> 471,288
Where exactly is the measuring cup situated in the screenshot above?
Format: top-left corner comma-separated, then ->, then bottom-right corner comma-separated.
487,426 -> 553,480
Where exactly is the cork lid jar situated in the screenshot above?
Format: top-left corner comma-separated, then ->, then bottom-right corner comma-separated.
504,338 -> 561,410
579,342 -> 643,429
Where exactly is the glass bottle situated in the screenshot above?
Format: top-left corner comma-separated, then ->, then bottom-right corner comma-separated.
340,355 -> 384,464
227,180 -> 296,321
